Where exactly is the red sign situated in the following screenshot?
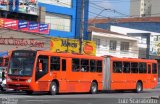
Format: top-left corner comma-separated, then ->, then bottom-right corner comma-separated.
0,18 -> 50,34
0,18 -> 18,30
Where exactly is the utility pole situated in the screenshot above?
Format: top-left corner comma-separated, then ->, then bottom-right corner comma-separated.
79,0 -> 84,54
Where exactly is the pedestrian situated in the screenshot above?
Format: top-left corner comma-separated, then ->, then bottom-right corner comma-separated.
2,68 -> 6,81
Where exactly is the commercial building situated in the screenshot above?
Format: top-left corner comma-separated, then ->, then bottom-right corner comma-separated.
130,0 -> 160,17
0,0 -> 89,39
0,28 -> 51,56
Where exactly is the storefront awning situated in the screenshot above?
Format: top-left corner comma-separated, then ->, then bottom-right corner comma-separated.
0,52 -> 8,57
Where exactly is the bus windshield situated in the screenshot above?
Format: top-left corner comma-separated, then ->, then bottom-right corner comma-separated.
8,51 -> 36,76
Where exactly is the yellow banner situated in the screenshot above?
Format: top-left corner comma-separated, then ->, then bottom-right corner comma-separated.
50,38 -> 96,55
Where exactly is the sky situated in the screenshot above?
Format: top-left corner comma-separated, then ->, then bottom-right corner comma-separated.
89,0 -> 131,18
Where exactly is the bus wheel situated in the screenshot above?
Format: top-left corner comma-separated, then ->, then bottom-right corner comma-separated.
136,82 -> 143,93
26,91 -> 33,95
90,82 -> 98,94
50,82 -> 58,95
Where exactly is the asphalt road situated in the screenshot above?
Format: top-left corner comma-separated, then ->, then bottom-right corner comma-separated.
0,88 -> 160,104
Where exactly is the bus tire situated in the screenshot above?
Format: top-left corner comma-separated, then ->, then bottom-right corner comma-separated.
136,82 -> 143,93
50,82 -> 58,95
26,91 -> 33,95
90,82 -> 98,94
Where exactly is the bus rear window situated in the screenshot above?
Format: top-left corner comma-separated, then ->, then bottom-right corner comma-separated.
152,63 -> 157,74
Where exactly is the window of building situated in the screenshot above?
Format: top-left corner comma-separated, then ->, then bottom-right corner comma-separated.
123,62 -> 130,73
50,56 -> 60,71
113,61 -> 122,73
90,60 -> 96,72
72,58 -> 80,72
120,42 -> 129,52
110,40 -> 117,51
38,0 -> 72,8
102,40 -> 107,47
97,60 -> 102,72
131,62 -> 138,73
93,38 -> 100,49
152,63 -> 157,74
45,13 -> 71,32
81,59 -> 89,72
139,63 -> 147,73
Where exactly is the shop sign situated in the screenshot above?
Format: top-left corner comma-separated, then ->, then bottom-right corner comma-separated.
50,38 -> 96,55
0,18 -> 50,34
0,36 -> 45,48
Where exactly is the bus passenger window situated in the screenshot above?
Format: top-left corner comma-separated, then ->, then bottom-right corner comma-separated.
152,63 -> 157,74
90,60 -> 96,72
123,62 -> 130,73
62,59 -> 66,71
50,57 -> 60,71
131,62 -> 138,73
148,65 -> 151,74
113,62 -> 122,73
81,59 -> 89,72
72,59 -> 80,72
139,63 -> 147,73
97,60 -> 102,72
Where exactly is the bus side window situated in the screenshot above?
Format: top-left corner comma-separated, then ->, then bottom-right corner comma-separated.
148,64 -> 151,74
72,58 -> 80,72
50,56 -> 60,71
139,63 -> 147,74
113,61 -> 122,73
152,63 -> 157,74
123,62 -> 130,73
81,59 -> 89,72
131,62 -> 138,73
97,60 -> 102,73
90,60 -> 96,72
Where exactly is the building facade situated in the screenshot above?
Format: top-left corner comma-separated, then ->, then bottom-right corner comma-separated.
89,17 -> 160,59
89,27 -> 138,58
0,0 -> 89,39
38,0 -> 89,39
0,28 -> 51,56
130,0 -> 160,17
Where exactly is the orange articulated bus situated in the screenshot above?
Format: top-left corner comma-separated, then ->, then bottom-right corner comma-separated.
6,50 -> 158,95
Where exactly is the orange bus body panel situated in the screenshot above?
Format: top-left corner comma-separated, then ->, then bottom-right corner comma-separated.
110,57 -> 158,90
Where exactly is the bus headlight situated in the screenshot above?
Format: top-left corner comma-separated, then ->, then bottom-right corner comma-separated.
7,77 -> 12,82
26,78 -> 32,83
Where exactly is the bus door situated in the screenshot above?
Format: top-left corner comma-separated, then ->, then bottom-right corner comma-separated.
147,63 -> 152,88
111,61 -> 125,90
36,55 -> 50,91
60,58 -> 67,92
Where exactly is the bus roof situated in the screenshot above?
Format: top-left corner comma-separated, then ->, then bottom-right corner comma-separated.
37,50 -> 103,60
109,56 -> 157,63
